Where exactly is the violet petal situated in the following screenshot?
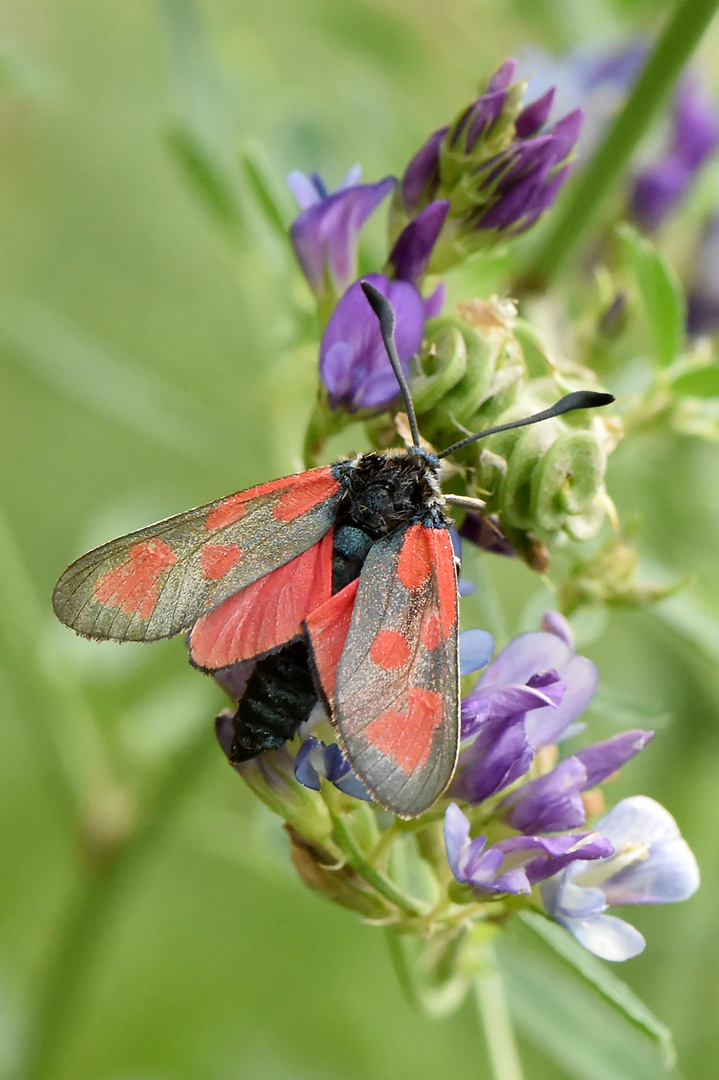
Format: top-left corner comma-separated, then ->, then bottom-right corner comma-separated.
319,273 -> 425,411
388,200 -> 449,284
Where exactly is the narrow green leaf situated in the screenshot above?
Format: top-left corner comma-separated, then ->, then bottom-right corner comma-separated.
159,0 -> 245,234
618,223 -> 685,367
167,126 -> 244,232
519,913 -> 674,1059
497,915 -> 675,1080
669,364 -> 719,398
241,141 -> 294,244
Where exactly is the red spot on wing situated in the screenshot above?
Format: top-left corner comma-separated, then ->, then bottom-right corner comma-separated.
273,470 -> 340,522
189,531 -> 333,668
364,687 -> 445,773
434,529 -> 458,636
93,539 -> 177,619
205,469 -> 339,530
369,629 -> 411,670
420,609 -> 442,651
396,523 -> 433,590
205,493 -> 250,531
199,542 -> 242,580
304,579 -> 359,700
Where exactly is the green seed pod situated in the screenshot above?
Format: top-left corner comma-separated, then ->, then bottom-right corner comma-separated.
413,304 -> 525,452
411,321 -> 468,413
497,420 -> 563,530
531,430 -> 607,532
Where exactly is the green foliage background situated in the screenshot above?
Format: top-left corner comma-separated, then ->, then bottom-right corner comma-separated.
1,0 -> 718,1077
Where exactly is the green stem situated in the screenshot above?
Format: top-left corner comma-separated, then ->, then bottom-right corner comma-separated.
330,810 -> 426,918
19,726 -> 216,1080
474,955 -> 525,1080
517,0 -> 719,290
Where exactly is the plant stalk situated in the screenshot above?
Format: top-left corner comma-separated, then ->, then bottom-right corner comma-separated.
517,0 -> 719,290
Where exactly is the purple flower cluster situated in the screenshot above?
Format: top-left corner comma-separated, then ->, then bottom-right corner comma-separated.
631,76 -> 719,232
440,612 -> 697,960
523,43 -> 718,232
286,60 -> 581,412
398,59 -> 583,243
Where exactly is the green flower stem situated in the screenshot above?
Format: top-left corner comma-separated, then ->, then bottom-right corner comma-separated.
303,394 -> 347,468
516,0 -> 719,291
20,726 -> 216,1080
329,809 -> 426,918
474,952 -> 525,1080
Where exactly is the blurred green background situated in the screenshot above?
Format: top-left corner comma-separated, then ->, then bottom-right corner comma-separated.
1,0 -> 719,1077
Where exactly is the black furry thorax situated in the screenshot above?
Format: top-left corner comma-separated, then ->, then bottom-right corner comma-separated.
332,447 -> 447,538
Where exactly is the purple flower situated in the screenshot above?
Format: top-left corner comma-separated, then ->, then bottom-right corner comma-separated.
401,128 -> 448,214
459,628 -> 495,676
474,613 -> 597,748
541,796 -> 700,961
631,77 -> 719,232
387,200 -> 449,284
452,673 -> 563,804
444,803 -> 613,896
458,512 -> 516,557
294,736 -> 372,801
687,214 -> 719,336
392,60 -> 583,269
288,167 -> 395,299
450,613 -> 599,806
499,729 -> 654,834
215,708 -> 299,799
319,273 -> 426,410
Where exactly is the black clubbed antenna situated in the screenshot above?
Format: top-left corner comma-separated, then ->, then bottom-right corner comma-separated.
437,390 -> 615,460
361,280 -> 422,448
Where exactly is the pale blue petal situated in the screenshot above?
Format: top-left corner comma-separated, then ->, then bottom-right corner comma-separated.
603,837 -> 700,905
562,913 -> 646,962
460,629 -> 495,675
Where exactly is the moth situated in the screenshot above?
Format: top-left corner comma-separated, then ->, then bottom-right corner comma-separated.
53,282 -> 613,817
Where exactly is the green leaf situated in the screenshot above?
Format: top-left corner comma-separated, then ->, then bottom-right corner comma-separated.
669,364 -> 719,398
159,0 -> 245,234
167,126 -> 244,233
496,913 -> 675,1080
618,223 -> 685,367
241,141 -> 295,244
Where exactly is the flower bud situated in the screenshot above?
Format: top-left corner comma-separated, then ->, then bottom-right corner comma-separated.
389,60 -> 583,272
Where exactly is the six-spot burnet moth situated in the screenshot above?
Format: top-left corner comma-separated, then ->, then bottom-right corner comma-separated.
52,281 -> 614,818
